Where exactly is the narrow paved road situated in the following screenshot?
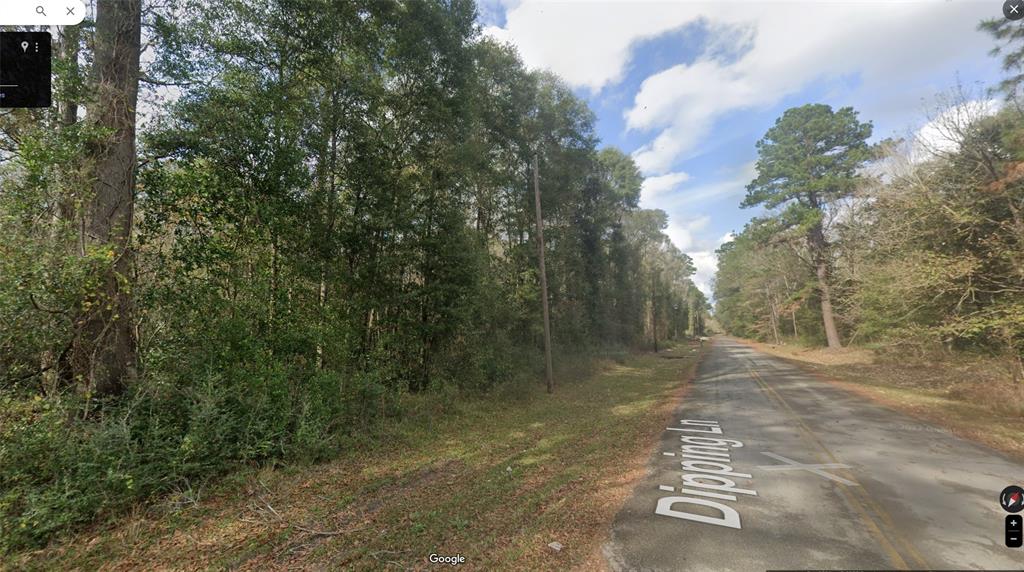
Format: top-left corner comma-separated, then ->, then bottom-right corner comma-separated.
605,337 -> 1024,571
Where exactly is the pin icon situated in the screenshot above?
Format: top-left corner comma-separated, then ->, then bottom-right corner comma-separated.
20,41 -> 29,53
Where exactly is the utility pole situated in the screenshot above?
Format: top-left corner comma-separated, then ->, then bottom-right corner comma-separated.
533,154 -> 554,393
651,266 -> 659,353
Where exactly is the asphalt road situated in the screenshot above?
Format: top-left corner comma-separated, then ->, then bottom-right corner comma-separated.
604,337 -> 1024,571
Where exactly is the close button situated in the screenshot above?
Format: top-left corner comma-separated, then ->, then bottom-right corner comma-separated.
1005,0 -> 1024,21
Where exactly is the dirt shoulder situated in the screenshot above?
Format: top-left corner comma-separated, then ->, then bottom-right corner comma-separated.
10,342 -> 708,572
734,337 -> 1024,461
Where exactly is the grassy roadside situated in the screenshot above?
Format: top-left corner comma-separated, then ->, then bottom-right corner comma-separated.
8,342 -> 707,571
736,338 -> 1024,461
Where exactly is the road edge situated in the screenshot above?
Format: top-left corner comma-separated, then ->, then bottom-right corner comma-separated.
590,340 -> 713,572
729,336 -> 1024,463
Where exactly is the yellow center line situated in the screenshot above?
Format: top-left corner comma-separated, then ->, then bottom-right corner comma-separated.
747,365 -> 930,571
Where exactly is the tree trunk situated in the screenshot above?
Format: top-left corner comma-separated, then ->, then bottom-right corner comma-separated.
59,25 -> 81,128
808,223 -> 842,348
782,274 -> 798,339
316,97 -> 339,370
767,287 -> 780,345
70,0 -> 141,397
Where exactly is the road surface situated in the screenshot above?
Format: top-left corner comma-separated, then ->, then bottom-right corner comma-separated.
605,337 -> 1024,571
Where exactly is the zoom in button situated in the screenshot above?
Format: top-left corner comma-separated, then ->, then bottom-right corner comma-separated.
1008,515 -> 1022,548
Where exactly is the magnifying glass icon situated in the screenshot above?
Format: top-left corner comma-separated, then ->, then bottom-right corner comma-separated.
35,5 -> 47,17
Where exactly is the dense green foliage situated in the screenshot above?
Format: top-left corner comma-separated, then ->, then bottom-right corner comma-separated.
0,1 -> 706,553
980,15 -> 1024,97
717,18 -> 1024,360
740,104 -> 875,348
715,99 -> 1024,369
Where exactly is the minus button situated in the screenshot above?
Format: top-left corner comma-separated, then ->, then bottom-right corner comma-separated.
1008,515 -> 1023,548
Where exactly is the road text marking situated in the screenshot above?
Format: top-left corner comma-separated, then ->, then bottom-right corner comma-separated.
655,419 -> 758,529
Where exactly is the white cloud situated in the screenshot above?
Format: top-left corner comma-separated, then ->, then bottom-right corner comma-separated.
483,3 -> 695,92
640,171 -> 690,204
689,250 -> 717,296
912,98 -> 1002,162
628,56 -> 767,173
654,161 -> 756,211
485,1 -> 998,174
483,1 -> 1001,296
660,215 -> 733,298
629,2 -> 998,174
687,229 -> 736,298
665,215 -> 710,251
643,162 -> 753,297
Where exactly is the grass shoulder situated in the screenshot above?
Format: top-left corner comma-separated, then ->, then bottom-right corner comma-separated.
735,337 -> 1024,461
9,342 -> 708,571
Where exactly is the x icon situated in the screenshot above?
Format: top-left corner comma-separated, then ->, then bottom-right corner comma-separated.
66,7 -> 75,15
1005,1 -> 1024,21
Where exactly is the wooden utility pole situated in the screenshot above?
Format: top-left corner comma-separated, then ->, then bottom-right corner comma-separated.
533,154 -> 554,393
651,266 -> 659,353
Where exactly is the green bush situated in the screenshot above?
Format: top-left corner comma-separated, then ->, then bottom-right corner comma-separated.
0,356 -> 359,554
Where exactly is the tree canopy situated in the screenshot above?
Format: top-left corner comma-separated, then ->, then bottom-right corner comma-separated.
740,103 -> 874,348
0,0 -> 707,553
718,98 -> 1023,365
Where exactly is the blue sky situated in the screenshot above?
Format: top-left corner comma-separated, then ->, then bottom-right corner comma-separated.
479,0 -> 1006,295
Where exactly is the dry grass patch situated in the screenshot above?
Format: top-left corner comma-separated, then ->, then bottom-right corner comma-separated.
737,337 -> 1024,460
743,339 -> 874,366
10,343 -> 707,572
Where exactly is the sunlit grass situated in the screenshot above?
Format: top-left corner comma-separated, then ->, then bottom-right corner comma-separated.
611,398 -> 657,416
10,343 -> 706,571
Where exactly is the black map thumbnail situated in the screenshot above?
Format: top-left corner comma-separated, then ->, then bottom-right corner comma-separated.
0,32 -> 52,108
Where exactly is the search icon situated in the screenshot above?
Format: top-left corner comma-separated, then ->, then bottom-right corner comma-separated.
0,1 -> 86,24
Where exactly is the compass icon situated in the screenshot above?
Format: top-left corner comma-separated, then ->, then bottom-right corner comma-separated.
1001,485 -> 1024,513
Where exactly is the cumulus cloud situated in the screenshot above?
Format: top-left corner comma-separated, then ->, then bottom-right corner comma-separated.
485,1 -> 998,175
653,161 -> 756,211
660,216 -> 734,298
704,233 -> 735,295
483,2 -> 693,92
688,250 -> 719,298
912,98 -> 1002,162
687,229 -> 736,298
665,215 -> 710,252
483,1 -> 1000,295
476,0 -> 521,26
646,163 -> 754,297
640,171 -> 690,204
